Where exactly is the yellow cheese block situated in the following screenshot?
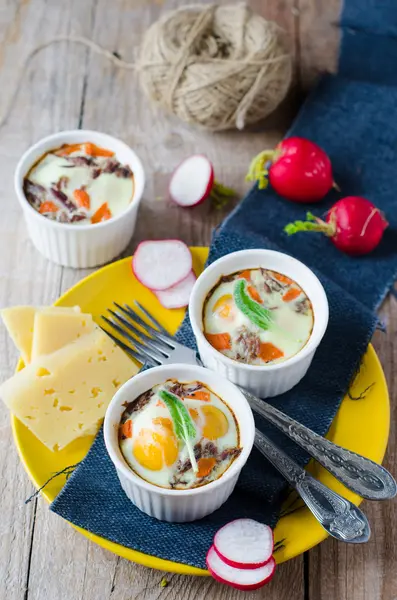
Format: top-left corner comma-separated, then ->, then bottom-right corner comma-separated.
1,305 -> 81,364
1,306 -> 36,364
0,328 -> 138,450
31,309 -> 95,360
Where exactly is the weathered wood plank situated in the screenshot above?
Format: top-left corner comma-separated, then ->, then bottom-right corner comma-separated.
308,296 -> 397,600
298,0 -> 341,90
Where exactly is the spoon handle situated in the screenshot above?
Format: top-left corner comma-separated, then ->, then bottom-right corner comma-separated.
254,428 -> 371,543
246,389 -> 396,501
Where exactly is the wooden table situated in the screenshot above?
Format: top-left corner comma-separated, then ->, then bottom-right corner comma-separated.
0,1 -> 396,599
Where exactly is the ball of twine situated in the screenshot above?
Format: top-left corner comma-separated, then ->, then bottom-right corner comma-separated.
137,3 -> 292,131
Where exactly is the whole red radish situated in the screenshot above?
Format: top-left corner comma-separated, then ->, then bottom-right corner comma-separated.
247,136 -> 335,203
169,155 -> 236,209
284,196 -> 388,256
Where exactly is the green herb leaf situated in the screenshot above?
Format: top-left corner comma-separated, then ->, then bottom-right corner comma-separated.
233,279 -> 274,330
159,389 -> 198,472
160,577 -> 168,588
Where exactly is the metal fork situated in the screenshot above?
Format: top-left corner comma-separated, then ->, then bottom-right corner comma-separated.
102,302 -> 388,543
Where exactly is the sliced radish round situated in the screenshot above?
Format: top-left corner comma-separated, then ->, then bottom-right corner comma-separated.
214,519 -> 274,569
206,546 -> 276,591
169,155 -> 214,207
155,271 -> 196,309
132,240 -> 192,291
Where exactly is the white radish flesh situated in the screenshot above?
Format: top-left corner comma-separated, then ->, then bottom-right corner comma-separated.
132,240 -> 192,291
206,546 -> 276,591
155,271 -> 196,309
214,519 -> 274,569
169,155 -> 214,207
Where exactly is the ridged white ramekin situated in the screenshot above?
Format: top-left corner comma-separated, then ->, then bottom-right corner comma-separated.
189,249 -> 329,398
104,364 -> 255,523
14,130 -> 145,268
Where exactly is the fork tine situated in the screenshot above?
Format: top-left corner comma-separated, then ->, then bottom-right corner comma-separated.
101,327 -> 153,366
102,316 -> 165,365
116,302 -> 176,347
134,301 -> 169,334
108,310 -> 171,355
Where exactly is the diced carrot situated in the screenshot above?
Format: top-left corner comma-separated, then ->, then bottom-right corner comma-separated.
84,142 -> 114,157
55,143 -> 82,156
39,201 -> 58,214
258,342 -> 284,362
189,408 -> 199,420
247,285 -> 263,304
197,457 -> 217,478
91,202 -> 112,224
239,270 -> 251,281
282,287 -> 301,302
73,188 -> 91,209
274,273 -> 293,285
187,390 -> 210,402
156,400 -> 165,408
205,332 -> 231,351
120,420 -> 133,438
153,417 -> 173,431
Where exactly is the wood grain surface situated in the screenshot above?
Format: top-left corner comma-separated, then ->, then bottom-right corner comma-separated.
0,1 -> 395,599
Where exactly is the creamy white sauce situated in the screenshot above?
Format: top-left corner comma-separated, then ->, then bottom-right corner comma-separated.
119,380 -> 240,490
25,146 -> 134,225
203,269 -> 314,366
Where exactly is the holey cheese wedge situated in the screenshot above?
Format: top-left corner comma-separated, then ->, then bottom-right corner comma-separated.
31,308 -> 95,360
1,305 -> 81,364
0,328 -> 138,450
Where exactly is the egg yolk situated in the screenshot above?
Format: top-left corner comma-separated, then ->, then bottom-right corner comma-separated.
201,405 -> 229,440
133,427 -> 178,471
212,294 -> 233,319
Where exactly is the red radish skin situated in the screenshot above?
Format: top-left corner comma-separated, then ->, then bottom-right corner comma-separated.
247,136 -> 334,203
285,196 -> 388,256
213,519 -> 274,569
206,546 -> 276,591
132,240 -> 192,291
169,154 -> 236,209
155,271 -> 196,309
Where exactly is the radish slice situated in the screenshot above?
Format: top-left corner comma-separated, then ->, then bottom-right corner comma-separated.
206,546 -> 276,591
132,240 -> 192,291
169,155 -> 214,207
155,271 -> 196,309
214,518 -> 274,569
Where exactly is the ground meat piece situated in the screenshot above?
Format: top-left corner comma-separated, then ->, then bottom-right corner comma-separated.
102,159 -> 119,174
295,298 -> 309,314
219,273 -> 237,284
219,447 -> 242,462
201,441 -> 218,458
70,213 -> 87,223
51,187 -> 76,212
261,269 -> 283,292
92,168 -> 102,179
23,180 -> 46,209
63,155 -> 96,167
167,381 -> 189,397
121,389 -> 154,419
115,164 -> 133,178
235,326 -> 260,363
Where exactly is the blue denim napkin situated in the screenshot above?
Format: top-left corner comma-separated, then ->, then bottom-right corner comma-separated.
50,0 -> 397,570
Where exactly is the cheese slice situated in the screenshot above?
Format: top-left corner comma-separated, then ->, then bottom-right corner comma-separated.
31,309 -> 95,360
0,328 -> 138,450
1,305 -> 81,364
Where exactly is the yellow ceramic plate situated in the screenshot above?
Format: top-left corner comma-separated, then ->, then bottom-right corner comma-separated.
11,247 -> 390,575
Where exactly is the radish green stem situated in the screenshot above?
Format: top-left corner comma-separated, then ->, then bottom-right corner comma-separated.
210,180 -> 236,210
284,212 -> 335,237
246,150 -> 275,189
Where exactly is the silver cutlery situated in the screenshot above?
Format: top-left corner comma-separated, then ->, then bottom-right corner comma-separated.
100,301 -> 391,542
102,301 -> 396,502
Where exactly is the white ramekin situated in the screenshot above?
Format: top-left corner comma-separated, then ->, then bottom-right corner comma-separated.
104,363 -> 255,523
189,249 -> 329,398
14,130 -> 145,268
